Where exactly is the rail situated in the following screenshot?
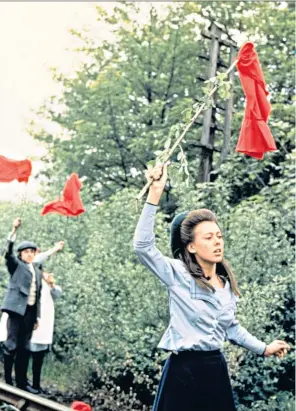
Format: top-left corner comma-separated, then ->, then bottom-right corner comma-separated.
0,382 -> 70,411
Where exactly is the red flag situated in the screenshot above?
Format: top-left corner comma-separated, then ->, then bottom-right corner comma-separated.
0,155 -> 32,183
41,173 -> 85,217
235,42 -> 277,159
70,402 -> 92,411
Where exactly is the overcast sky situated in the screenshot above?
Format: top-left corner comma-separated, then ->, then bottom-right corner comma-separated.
0,2 -> 113,202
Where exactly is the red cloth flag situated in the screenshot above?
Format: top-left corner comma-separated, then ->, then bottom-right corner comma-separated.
235,42 -> 277,159
0,155 -> 32,183
41,173 -> 85,217
70,402 -> 92,411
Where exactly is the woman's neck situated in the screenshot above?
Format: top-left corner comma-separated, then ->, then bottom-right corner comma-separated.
195,257 -> 216,278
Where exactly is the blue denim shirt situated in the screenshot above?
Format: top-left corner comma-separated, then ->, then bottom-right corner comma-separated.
134,203 -> 266,355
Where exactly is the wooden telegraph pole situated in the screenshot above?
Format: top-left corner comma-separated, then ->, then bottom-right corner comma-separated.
198,22 -> 238,183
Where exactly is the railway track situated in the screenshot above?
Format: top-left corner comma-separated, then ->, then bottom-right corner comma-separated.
0,382 -> 70,410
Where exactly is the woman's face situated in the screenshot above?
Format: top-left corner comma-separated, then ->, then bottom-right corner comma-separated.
188,221 -> 224,263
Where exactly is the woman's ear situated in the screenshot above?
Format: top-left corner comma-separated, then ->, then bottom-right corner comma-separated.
187,243 -> 196,254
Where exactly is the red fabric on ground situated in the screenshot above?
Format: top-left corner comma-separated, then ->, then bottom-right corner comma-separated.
236,42 -> 277,159
70,401 -> 92,411
41,173 -> 85,217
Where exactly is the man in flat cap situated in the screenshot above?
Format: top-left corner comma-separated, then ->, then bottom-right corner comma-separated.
2,217 -> 42,391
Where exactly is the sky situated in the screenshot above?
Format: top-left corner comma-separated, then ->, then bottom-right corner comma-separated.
0,2 -> 168,203
0,2 -> 112,203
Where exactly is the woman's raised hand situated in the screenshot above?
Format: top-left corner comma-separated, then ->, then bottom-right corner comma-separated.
146,163 -> 169,205
146,163 -> 168,190
264,340 -> 290,358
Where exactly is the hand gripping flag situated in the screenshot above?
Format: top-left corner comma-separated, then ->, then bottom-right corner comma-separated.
0,155 -> 32,183
235,42 -> 277,159
41,173 -> 85,217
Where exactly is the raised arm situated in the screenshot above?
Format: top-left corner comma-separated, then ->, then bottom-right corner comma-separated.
5,217 -> 21,275
134,163 -> 175,287
34,240 -> 64,264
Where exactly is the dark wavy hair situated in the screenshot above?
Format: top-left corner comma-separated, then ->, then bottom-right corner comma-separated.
179,209 -> 240,296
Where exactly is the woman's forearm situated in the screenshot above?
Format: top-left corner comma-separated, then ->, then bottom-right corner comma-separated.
146,188 -> 163,205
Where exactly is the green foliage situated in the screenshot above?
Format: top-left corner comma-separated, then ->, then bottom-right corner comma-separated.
238,391 -> 295,411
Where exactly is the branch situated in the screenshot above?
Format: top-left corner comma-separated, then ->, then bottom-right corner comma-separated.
136,59 -> 239,202
103,173 -> 128,188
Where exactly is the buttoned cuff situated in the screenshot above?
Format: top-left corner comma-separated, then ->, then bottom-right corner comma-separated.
260,343 -> 267,356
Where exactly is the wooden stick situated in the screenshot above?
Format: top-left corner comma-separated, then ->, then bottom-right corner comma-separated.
63,216 -> 69,239
136,59 -> 238,202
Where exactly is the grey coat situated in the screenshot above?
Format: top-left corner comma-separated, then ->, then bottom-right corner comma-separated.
2,241 -> 42,320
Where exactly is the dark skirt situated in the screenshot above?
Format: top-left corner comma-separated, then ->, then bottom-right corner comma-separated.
153,350 -> 237,411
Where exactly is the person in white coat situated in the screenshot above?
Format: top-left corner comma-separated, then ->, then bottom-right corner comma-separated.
28,271 -> 62,394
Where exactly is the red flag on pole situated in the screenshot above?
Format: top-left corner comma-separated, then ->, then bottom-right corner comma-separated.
41,173 -> 85,217
235,42 -> 277,159
0,156 -> 32,183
